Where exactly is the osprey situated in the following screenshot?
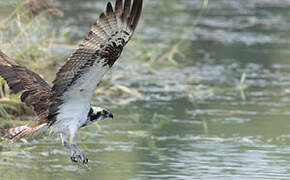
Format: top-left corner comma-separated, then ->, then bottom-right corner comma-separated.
0,0 -> 143,164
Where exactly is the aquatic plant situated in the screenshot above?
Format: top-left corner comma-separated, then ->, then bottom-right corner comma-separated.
236,72 -> 248,100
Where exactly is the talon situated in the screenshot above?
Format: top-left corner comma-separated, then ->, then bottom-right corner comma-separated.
71,153 -> 81,163
80,152 -> 88,164
70,144 -> 88,164
83,158 -> 88,164
71,156 -> 78,163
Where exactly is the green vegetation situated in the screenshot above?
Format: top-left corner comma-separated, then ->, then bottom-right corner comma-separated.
2,0 -> 290,179
0,0 -> 59,122
0,0 -> 248,123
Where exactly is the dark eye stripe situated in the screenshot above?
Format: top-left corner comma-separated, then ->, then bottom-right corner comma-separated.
90,112 -> 101,121
88,108 -> 94,116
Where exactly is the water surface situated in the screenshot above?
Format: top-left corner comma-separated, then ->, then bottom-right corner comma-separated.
1,0 -> 290,179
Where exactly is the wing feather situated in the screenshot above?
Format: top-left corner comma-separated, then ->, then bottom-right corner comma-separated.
115,0 -> 123,14
123,0 -> 131,19
106,2 -> 114,15
48,0 -> 143,124
0,51 -> 51,116
130,0 -> 142,30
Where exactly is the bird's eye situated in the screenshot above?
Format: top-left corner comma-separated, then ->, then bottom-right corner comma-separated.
101,111 -> 105,115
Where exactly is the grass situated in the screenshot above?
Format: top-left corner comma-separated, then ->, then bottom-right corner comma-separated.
0,0 -> 146,121
0,0 -> 248,124
0,0 -> 60,121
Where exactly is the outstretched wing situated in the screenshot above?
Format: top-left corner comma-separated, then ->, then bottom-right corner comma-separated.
48,0 -> 143,123
0,51 -> 51,116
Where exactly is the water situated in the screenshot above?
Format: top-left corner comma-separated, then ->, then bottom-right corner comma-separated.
1,0 -> 290,179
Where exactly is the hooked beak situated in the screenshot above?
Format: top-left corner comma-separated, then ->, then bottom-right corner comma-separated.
106,112 -> 114,119
101,110 -> 114,119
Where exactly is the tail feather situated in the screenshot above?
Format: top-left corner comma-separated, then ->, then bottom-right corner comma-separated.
2,122 -> 47,142
2,125 -> 28,141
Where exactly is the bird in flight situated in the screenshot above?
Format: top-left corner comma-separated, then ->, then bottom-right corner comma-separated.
0,0 -> 143,164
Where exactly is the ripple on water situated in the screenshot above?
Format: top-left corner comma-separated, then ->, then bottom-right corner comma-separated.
1,0 -> 290,179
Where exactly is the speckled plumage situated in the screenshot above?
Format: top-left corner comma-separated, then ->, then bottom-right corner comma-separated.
48,0 -> 143,127
0,0 -> 142,164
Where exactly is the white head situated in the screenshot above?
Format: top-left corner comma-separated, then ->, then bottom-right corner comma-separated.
83,107 -> 113,127
89,106 -> 113,121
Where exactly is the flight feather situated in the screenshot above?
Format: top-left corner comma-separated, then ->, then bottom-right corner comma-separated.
48,0 -> 143,125
0,51 -> 51,116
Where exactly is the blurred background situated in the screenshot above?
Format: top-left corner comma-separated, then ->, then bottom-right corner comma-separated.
1,0 -> 290,179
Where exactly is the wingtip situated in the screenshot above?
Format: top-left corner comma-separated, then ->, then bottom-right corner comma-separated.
106,2 -> 114,15
130,0 -> 143,31
123,0 -> 132,18
0,50 -> 18,66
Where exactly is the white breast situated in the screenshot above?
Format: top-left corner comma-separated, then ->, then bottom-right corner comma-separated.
50,61 -> 110,135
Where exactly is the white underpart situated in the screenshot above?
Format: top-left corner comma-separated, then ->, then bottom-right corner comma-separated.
50,60 -> 110,136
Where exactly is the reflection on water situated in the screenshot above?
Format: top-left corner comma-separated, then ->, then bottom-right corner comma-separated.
2,0 -> 290,179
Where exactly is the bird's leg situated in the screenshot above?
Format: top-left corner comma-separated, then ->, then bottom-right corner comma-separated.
60,133 -> 78,162
71,144 -> 88,164
60,133 -> 72,151
70,131 -> 88,164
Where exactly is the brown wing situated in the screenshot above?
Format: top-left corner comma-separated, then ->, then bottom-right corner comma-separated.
0,51 -> 51,116
48,0 -> 143,122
